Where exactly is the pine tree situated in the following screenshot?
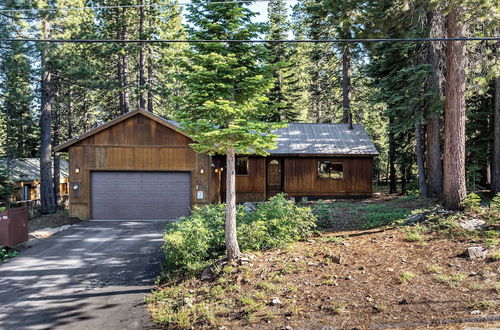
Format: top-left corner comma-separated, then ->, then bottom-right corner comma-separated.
264,0 -> 300,122
176,0 -> 281,260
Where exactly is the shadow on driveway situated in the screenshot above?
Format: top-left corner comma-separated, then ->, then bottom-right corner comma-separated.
0,220 -> 168,330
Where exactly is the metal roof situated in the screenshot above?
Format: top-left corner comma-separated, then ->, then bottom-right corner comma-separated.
268,123 -> 379,156
0,158 -> 69,182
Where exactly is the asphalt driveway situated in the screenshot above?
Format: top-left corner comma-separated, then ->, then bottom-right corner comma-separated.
0,220 -> 168,330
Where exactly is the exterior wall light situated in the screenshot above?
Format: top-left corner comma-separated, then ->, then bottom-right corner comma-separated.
73,184 -> 79,191
200,168 -> 204,174
75,168 -> 80,174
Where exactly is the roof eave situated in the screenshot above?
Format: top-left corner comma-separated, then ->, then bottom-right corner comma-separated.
54,109 -> 189,152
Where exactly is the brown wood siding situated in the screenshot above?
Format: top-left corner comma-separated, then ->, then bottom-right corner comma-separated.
67,114 -> 216,220
283,157 -> 373,196
221,157 -> 266,202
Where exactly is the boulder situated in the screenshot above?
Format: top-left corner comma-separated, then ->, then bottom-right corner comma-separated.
458,218 -> 485,231
465,246 -> 488,260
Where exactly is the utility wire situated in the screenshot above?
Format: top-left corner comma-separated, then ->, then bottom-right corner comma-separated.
0,1 -> 295,13
0,37 -> 498,43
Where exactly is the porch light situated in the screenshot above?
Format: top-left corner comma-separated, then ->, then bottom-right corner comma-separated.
200,168 -> 204,174
75,167 -> 80,174
73,184 -> 79,191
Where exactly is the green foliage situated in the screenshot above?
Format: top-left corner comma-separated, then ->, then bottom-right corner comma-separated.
462,193 -> 482,211
0,163 -> 14,207
490,194 -> 500,212
358,204 -> 410,229
0,246 -> 18,262
162,194 -> 316,276
175,0 -> 281,156
311,200 -> 334,227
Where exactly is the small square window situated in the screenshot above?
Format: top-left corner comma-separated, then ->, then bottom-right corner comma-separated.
236,157 -> 249,175
318,160 -> 343,179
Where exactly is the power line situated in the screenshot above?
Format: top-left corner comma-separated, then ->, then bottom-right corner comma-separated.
0,0 -> 295,13
0,37 -> 498,44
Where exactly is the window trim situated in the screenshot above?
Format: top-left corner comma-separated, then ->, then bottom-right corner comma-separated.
235,157 -> 250,176
317,160 -> 344,180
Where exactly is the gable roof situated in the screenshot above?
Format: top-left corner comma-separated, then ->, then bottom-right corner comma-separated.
0,158 -> 69,182
269,123 -> 379,156
55,109 -> 378,156
54,109 -> 189,152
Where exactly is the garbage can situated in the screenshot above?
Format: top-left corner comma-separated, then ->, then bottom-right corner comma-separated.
0,206 -> 28,247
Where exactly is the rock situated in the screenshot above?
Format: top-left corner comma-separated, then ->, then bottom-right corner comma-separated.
465,246 -> 488,260
345,275 -> 352,280
238,257 -> 251,265
398,298 -> 410,305
183,297 -> 194,307
307,262 -> 317,266
469,272 -> 478,277
358,266 -> 366,271
386,268 -> 395,272
29,225 -> 72,239
459,218 -> 485,231
243,202 -> 256,213
406,213 -> 425,224
271,297 -> 282,306
470,310 -> 481,315
281,326 -> 292,330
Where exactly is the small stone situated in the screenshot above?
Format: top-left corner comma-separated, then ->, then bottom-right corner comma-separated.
358,266 -> 366,271
465,246 -> 488,260
307,262 -> 317,266
469,272 -> 478,277
366,296 -> 373,302
271,297 -> 282,306
183,297 -> 194,307
405,213 -> 425,224
399,298 -> 410,305
470,310 -> 481,315
386,268 -> 395,272
459,218 -> 485,231
345,275 -> 352,280
281,326 -> 292,330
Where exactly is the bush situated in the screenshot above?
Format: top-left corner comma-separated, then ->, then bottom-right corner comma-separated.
490,193 -> 500,212
0,246 -> 18,262
462,193 -> 481,211
162,194 -> 316,277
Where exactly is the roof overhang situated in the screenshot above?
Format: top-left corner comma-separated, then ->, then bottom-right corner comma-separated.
54,109 -> 189,152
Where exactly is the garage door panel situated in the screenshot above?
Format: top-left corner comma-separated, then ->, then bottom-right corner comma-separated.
91,172 -> 191,220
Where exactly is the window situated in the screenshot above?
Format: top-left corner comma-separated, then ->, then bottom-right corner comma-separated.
318,160 -> 343,179
236,157 -> 249,175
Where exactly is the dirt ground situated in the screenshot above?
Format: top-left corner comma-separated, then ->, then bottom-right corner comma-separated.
28,212 -> 81,232
148,195 -> 500,329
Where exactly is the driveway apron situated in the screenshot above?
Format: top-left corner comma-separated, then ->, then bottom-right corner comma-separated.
0,220 -> 167,330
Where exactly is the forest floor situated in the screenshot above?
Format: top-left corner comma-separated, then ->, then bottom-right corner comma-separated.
28,212 -> 81,233
148,195 -> 500,329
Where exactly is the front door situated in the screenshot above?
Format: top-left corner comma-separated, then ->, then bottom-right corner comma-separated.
266,158 -> 283,198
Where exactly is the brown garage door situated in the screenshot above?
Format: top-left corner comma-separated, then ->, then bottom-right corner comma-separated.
91,171 -> 191,220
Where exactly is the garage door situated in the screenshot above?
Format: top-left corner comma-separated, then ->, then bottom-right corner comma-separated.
91,171 -> 191,220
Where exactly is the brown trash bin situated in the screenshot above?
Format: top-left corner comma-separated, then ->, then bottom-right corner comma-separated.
0,206 -> 29,247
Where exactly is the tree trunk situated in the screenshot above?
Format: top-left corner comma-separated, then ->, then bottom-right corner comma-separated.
443,8 -> 467,210
415,104 -> 428,197
342,47 -> 353,129
389,127 -> 397,194
147,45 -> 154,112
40,11 -> 57,214
67,88 -> 73,138
493,38 -> 500,194
53,103 -> 60,207
225,146 -> 241,261
138,0 -> 146,109
119,8 -> 130,113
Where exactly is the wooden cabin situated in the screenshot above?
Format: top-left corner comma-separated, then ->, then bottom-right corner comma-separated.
55,109 -> 378,220
0,158 -> 69,205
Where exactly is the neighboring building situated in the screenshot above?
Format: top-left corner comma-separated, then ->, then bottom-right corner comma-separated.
55,109 -> 378,220
0,158 -> 69,203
